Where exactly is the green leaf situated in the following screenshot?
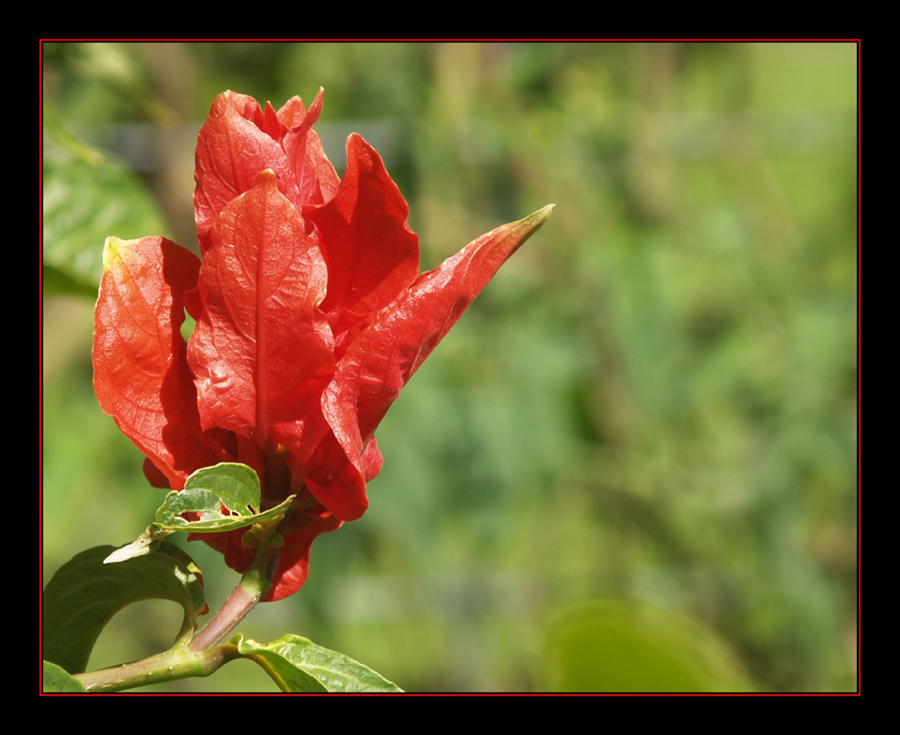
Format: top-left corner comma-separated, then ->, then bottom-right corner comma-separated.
235,634 -> 403,693
106,464 -> 295,565
155,463 -> 294,534
42,140 -> 170,298
43,660 -> 87,692
42,543 -> 206,675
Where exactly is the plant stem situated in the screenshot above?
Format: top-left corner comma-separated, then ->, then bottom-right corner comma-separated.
74,640 -> 240,693
188,521 -> 280,653
187,574 -> 264,653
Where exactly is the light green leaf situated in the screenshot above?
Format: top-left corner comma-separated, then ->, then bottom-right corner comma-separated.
42,142 -> 170,299
235,634 -> 403,693
154,463 -> 295,534
42,543 -> 206,675
43,660 -> 87,692
106,464 -> 295,566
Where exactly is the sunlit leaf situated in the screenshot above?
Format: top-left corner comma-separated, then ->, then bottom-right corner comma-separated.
155,463 -> 295,533
236,634 -> 403,693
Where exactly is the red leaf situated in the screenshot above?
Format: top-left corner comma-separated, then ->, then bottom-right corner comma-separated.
319,205 -> 555,518
187,170 -> 334,457
194,90 -> 339,253
92,237 -> 224,489
282,89 -> 340,207
306,133 -> 420,342
193,91 -> 293,252
264,514 -> 344,601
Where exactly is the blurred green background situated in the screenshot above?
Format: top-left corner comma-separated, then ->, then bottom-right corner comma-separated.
42,41 -> 858,693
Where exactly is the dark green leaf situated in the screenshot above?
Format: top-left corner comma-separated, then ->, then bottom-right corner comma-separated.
42,543 -> 206,674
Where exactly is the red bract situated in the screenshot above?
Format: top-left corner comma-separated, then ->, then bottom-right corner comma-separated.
93,90 -> 552,601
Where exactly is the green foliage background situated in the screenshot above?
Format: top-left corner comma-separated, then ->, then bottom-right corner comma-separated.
42,42 -> 858,692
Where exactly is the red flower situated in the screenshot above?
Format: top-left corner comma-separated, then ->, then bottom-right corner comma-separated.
92,90 -> 552,600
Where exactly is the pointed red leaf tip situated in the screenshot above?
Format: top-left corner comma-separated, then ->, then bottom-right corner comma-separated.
316,204 -> 555,521
92,88 -> 554,600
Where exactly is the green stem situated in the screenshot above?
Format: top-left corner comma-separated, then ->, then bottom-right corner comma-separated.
74,640 -> 240,693
187,571 -> 266,653
188,520 -> 281,653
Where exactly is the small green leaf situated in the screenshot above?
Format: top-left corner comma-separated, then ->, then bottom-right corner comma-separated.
42,543 -> 206,675
43,660 -> 87,692
235,634 -> 403,693
158,462 -> 260,524
107,464 -> 296,566
155,463 -> 294,534
184,462 -> 261,513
